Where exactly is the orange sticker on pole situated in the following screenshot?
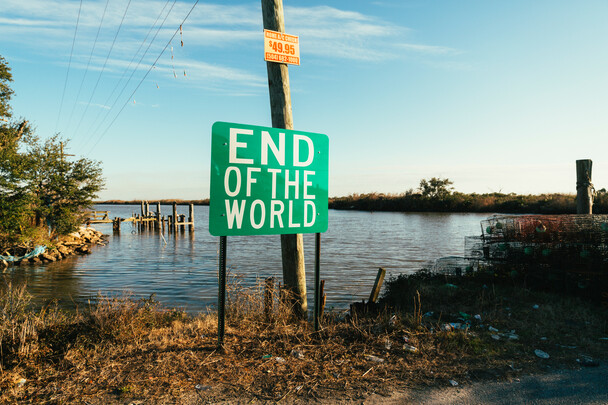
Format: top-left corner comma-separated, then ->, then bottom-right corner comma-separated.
264,29 -> 300,65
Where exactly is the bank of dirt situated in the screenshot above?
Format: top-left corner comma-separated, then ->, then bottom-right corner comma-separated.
0,271 -> 606,404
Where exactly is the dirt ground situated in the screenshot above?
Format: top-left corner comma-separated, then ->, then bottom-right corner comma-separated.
1,273 -> 606,404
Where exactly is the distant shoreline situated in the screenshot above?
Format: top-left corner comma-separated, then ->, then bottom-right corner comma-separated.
96,191 -> 608,215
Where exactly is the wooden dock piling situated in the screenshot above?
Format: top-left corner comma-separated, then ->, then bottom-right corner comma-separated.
189,204 -> 194,232
576,159 -> 593,214
156,202 -> 161,231
112,218 -> 121,234
172,202 -> 178,232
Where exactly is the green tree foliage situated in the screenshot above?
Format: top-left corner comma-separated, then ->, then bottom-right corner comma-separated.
0,56 -> 104,246
0,55 -> 14,120
0,56 -> 34,240
28,136 -> 105,235
418,177 -> 454,199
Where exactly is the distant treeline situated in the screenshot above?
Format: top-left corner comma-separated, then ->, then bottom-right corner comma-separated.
97,199 -> 209,205
329,192 -> 608,214
98,193 -> 608,214
96,177 -> 608,215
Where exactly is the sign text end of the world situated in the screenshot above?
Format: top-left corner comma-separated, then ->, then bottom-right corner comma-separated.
209,122 -> 328,237
264,29 -> 300,66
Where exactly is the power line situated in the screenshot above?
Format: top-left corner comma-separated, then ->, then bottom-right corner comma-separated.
65,0 -> 111,133
70,0 -> 133,140
86,0 -> 200,155
80,0 -> 176,150
55,0 -> 83,132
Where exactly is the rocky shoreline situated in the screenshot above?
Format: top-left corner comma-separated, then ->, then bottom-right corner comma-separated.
1,226 -> 107,269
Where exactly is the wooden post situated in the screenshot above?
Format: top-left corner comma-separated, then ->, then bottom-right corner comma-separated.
145,201 -> 150,230
112,218 -> 121,234
172,202 -> 178,232
189,203 -> 194,232
261,0 -> 307,318
576,159 -> 593,214
264,277 -> 275,323
369,267 -> 386,304
156,202 -> 161,230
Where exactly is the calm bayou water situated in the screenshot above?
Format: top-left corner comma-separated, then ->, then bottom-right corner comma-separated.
3,205 -> 490,312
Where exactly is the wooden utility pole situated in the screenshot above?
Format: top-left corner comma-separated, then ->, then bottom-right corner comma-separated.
261,0 -> 307,318
60,141 -> 74,162
576,159 -> 593,214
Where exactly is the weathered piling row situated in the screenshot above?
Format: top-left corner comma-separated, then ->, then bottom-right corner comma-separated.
108,202 -> 194,234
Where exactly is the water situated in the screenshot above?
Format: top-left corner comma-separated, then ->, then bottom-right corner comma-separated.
2,205 -> 490,312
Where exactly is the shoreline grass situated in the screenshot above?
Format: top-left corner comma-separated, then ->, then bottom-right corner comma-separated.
329,191 -> 608,214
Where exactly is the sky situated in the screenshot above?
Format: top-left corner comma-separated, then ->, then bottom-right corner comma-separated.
2,0 -> 607,200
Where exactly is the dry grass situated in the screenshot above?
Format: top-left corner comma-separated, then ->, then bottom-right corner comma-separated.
0,272 -> 606,404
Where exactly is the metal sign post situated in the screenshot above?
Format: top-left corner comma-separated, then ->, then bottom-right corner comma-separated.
218,235 -> 227,347
314,232 -> 321,331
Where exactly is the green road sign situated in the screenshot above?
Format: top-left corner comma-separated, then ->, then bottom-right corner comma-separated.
209,122 -> 329,236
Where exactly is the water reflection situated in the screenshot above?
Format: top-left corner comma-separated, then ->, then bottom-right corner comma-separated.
1,205 -> 489,312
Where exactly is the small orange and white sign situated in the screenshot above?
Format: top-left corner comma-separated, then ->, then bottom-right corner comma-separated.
264,29 -> 300,65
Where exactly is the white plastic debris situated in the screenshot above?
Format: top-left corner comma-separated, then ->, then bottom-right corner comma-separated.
534,349 -> 550,359
290,349 -> 304,359
509,363 -> 522,372
577,355 -> 600,367
449,379 -> 459,387
403,344 -> 418,353
488,326 -> 499,333
365,354 -> 385,363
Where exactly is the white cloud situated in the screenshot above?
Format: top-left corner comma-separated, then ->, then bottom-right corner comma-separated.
79,101 -> 110,110
397,43 -> 460,55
